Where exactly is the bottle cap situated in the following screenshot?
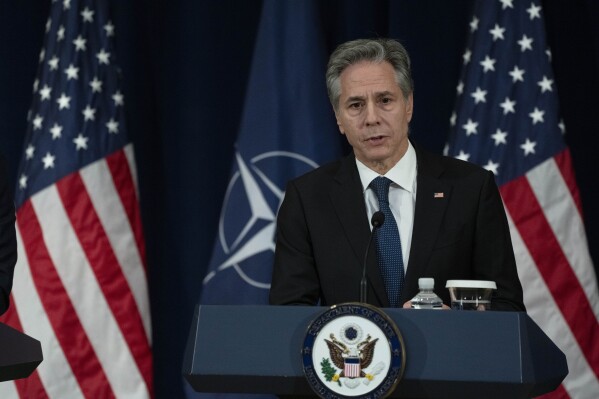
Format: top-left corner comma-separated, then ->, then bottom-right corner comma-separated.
418,277 -> 434,289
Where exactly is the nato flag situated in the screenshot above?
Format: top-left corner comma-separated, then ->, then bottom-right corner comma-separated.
186,1 -> 344,397
199,0 -> 343,307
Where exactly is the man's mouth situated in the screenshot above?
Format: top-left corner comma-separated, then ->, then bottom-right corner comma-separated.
366,135 -> 386,143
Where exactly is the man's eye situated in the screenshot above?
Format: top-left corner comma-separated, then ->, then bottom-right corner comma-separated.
381,97 -> 392,104
349,103 -> 362,109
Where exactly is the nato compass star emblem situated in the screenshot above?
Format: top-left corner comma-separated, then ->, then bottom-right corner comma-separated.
203,150 -> 318,289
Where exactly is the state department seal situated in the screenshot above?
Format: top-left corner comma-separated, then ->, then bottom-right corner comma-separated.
302,303 -> 405,398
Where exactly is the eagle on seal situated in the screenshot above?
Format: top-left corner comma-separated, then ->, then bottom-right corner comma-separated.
325,333 -> 378,378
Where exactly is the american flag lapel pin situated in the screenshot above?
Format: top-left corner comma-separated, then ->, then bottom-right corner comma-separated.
434,192 -> 444,198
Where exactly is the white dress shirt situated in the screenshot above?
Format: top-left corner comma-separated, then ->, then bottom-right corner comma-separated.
356,141 -> 417,271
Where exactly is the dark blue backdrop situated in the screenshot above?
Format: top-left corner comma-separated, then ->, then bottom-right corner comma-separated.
1,1 -> 597,398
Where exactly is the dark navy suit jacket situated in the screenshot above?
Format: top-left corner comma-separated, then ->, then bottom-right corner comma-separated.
0,155 -> 16,315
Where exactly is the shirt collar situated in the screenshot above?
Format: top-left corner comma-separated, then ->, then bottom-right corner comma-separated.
356,141 -> 417,193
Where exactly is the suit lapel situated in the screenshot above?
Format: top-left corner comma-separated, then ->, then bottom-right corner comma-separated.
328,155 -> 389,306
403,146 -> 451,302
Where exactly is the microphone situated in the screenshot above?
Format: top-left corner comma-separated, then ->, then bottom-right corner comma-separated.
360,211 -> 385,303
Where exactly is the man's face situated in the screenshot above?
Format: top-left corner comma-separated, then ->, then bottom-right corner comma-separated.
334,61 -> 413,174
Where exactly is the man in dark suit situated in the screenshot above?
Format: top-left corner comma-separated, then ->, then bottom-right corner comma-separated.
269,38 -> 524,311
0,154 -> 16,315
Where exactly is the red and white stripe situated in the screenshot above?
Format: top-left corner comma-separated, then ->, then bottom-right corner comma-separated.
344,361 -> 361,379
0,144 -> 153,398
501,149 -> 599,399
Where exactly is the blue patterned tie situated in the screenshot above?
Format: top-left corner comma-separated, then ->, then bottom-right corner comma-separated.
370,176 -> 404,307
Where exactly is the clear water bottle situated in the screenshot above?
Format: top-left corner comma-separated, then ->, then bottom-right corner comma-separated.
410,278 -> 443,309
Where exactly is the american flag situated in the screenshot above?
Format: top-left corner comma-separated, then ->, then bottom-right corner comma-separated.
446,1 -> 599,397
0,0 -> 153,397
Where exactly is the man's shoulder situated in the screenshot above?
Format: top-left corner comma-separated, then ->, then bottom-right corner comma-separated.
290,154 -> 352,186
415,144 -> 490,180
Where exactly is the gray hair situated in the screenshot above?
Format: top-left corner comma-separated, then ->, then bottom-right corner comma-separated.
326,38 -> 414,111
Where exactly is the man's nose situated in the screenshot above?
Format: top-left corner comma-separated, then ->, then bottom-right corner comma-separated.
364,102 -> 380,126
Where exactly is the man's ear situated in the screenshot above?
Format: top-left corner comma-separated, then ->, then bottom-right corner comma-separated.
335,112 -> 346,135
406,93 -> 414,123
